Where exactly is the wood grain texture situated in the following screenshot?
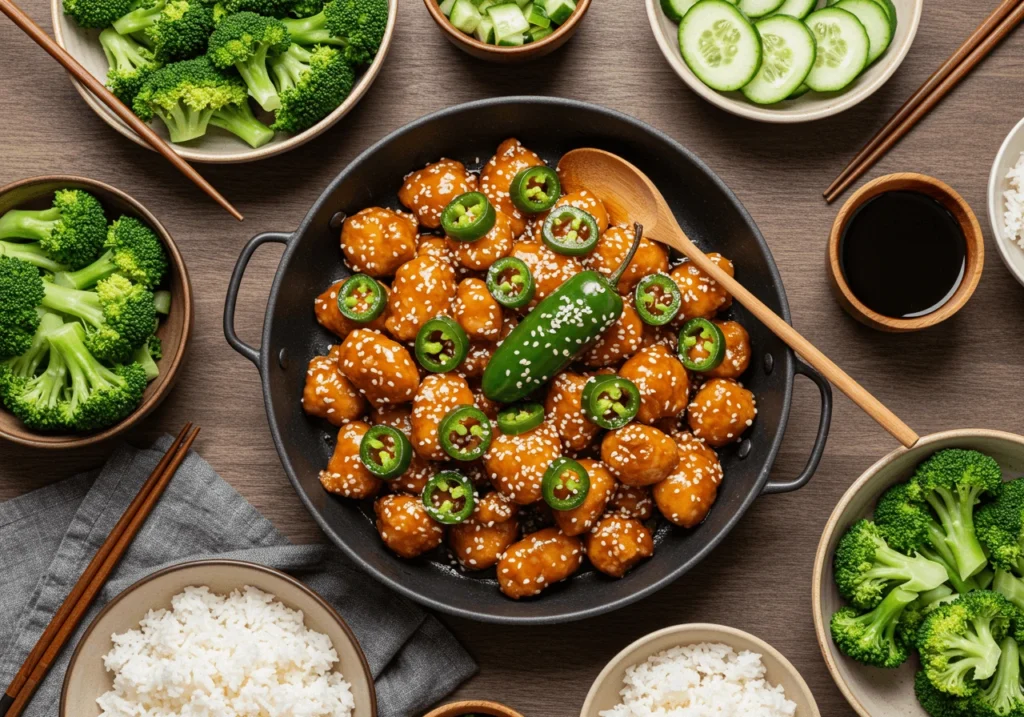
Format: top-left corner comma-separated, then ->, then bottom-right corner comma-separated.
2,1 -> 1024,715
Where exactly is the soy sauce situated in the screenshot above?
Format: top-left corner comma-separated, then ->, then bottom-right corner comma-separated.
839,191 -> 966,319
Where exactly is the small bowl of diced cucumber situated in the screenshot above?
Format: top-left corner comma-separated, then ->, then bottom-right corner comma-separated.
644,0 -> 922,122
426,0 -> 591,62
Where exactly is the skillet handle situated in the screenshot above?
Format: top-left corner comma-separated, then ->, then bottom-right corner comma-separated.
761,358 -> 833,495
223,231 -> 292,368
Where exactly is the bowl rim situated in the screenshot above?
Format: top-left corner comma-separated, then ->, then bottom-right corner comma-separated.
579,622 -> 820,717
59,557 -> 379,717
810,428 -> 1024,717
0,174 -> 193,450
50,0 -> 398,164
422,700 -> 525,717
422,0 -> 591,57
987,116 -> 1024,289
643,0 -> 924,124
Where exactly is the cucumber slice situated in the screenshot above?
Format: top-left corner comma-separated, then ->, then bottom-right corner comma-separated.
788,82 -> 810,98
738,0 -> 784,19
478,0 -> 496,9
527,24 -> 552,40
527,2 -> 550,26
769,0 -> 815,19
835,0 -> 891,63
450,0 -> 483,32
488,2 -> 529,41
514,0 -> 529,6
475,16 -> 495,41
742,15 -> 816,104
498,31 -> 524,44
803,7 -> 869,92
543,0 -> 575,24
679,0 -> 762,92
831,0 -> 893,23
439,0 -> 456,15
661,0 -> 699,23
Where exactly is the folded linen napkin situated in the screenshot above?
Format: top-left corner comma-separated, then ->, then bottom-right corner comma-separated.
0,435 -> 476,717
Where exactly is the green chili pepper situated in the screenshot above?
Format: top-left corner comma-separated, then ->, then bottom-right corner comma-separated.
678,318 -> 726,373
438,405 -> 492,461
337,274 -> 387,323
634,273 -> 681,326
422,471 -> 475,525
496,402 -> 545,435
481,224 -> 645,403
415,316 -> 469,373
541,206 -> 600,256
441,192 -> 496,242
358,425 -> 413,480
486,256 -> 535,310
542,457 -> 591,511
581,375 -> 641,430
510,166 -> 561,214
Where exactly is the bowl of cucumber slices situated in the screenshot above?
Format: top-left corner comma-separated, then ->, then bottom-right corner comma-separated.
645,0 -> 922,122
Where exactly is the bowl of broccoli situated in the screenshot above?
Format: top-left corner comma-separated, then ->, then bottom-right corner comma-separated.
0,175 -> 192,448
812,431 -> 1024,717
51,0 -> 396,163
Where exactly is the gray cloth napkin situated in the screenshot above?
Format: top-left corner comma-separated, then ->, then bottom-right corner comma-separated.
0,435 -> 476,717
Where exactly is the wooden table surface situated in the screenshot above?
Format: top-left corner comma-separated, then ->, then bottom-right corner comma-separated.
3,0 -> 1024,714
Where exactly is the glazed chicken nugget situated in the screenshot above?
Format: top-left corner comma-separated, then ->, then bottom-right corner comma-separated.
472,383 -> 501,419
399,158 -> 477,230
601,423 -> 679,487
301,353 -> 366,427
509,240 -> 583,308
320,421 -> 382,499
671,253 -> 734,321
653,439 -> 724,528
314,279 -> 389,339
683,320 -> 751,380
385,251 -> 457,341
375,493 -> 445,558
341,207 -> 418,277
446,210 -> 514,271
580,302 -> 644,367
618,344 -> 689,424
552,459 -> 616,536
544,371 -> 602,454
586,516 -> 654,578
687,378 -> 757,447
484,421 -> 562,505
454,277 -> 503,341
449,491 -> 520,570
336,329 -> 420,406
554,190 -> 610,235
584,225 -> 669,293
411,373 -> 475,461
608,484 -> 655,521
480,138 -> 545,237
497,528 -> 584,599
458,342 -> 496,380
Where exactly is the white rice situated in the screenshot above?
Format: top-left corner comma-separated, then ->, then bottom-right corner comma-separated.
599,642 -> 797,717
97,585 -> 355,717
1003,151 -> 1024,249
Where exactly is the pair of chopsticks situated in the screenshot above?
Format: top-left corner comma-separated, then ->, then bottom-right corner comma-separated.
0,0 -> 242,221
0,424 -> 200,717
825,0 -> 1024,203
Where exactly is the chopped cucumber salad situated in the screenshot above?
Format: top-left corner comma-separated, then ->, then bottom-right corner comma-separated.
661,0 -> 897,105
440,0 -> 577,46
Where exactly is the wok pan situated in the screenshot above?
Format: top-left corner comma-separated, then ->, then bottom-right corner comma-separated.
224,97 -> 833,624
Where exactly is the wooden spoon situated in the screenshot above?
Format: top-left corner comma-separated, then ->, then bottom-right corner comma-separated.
558,148 -> 919,449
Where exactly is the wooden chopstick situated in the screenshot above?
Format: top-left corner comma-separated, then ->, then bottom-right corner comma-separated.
0,0 -> 243,222
0,425 -> 200,717
824,0 -> 1024,203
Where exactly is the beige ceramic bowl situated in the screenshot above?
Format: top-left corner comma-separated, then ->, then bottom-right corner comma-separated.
812,429 -> 1024,717
987,116 -> 1024,288
51,0 -> 397,163
580,624 -> 820,716
61,559 -> 377,716
645,0 -> 923,123
424,700 -> 524,717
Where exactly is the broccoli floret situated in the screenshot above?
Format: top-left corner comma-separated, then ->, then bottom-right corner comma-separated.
0,311 -> 64,401
0,190 -> 106,270
898,585 -> 959,650
0,241 -> 69,273
0,257 -> 46,359
133,336 -> 161,381
281,0 -> 386,65
113,0 -> 167,35
834,519 -> 949,609
915,671 -> 969,717
147,0 -> 216,62
2,317 -> 70,432
269,43 -> 352,133
100,28 -> 160,106
63,0 -> 134,28
221,0 -> 296,18
977,478 -> 1024,577
54,216 -> 169,290
830,587 -> 918,668
208,99 -> 276,147
908,448 -> 1002,582
993,569 -> 1024,612
919,591 -> 1015,697
208,12 -> 290,112
289,0 -> 322,17
969,636 -> 1024,717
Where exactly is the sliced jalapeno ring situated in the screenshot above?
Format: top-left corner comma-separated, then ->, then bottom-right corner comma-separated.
415,316 -> 469,373
678,318 -> 726,373
359,425 -> 413,480
542,457 -> 591,511
422,470 -> 475,525
439,405 -> 492,461
581,375 -> 641,430
337,274 -> 386,322
441,192 -> 496,242
634,273 -> 682,326
486,256 -> 535,310
541,206 -> 600,257
496,402 -> 545,435
510,166 -> 561,214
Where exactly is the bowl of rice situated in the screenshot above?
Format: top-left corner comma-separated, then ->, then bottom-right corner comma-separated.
988,116 -> 1024,289
580,623 -> 819,717
61,559 -> 376,717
